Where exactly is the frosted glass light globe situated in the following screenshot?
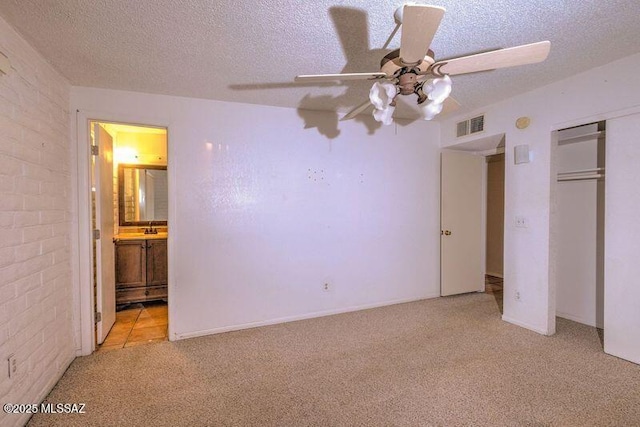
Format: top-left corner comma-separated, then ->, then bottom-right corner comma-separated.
421,100 -> 444,121
425,75 -> 452,104
369,81 -> 397,111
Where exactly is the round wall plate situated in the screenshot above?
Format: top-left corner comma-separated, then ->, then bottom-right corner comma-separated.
516,116 -> 531,129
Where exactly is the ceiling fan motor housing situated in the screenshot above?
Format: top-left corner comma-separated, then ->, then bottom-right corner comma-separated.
398,73 -> 418,95
380,49 -> 435,102
380,49 -> 435,77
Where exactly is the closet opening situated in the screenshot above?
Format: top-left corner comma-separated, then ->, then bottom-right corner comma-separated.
555,121 -> 605,345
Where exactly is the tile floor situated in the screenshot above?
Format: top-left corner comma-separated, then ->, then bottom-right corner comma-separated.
485,274 -> 503,313
98,301 -> 168,351
485,275 -> 503,294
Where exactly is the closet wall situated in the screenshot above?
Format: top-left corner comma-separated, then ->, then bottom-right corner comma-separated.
556,123 -> 605,328
486,154 -> 505,277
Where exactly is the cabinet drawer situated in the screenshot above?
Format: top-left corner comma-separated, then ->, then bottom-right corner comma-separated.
116,285 -> 167,304
145,285 -> 168,300
116,287 -> 146,304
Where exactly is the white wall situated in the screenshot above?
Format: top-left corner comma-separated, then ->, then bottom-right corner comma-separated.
486,154 -> 504,277
605,114 -> 640,364
70,87 -> 442,342
0,15 -> 75,427
440,53 -> 640,363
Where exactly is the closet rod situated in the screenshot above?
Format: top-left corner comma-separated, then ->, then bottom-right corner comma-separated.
558,174 -> 604,182
557,167 -> 604,176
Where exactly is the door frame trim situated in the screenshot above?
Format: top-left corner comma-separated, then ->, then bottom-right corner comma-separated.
72,110 -> 171,356
440,136 -> 506,298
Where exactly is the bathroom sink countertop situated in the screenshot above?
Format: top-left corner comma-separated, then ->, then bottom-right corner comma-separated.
115,232 -> 168,240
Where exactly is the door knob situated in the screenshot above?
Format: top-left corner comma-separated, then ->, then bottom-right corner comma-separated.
444,230 -> 452,236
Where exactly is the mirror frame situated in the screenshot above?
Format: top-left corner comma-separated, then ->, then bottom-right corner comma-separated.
118,163 -> 168,226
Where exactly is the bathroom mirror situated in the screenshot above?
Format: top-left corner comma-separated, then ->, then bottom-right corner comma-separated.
118,164 -> 168,226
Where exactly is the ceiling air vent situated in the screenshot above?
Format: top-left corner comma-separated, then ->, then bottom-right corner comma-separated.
456,114 -> 485,137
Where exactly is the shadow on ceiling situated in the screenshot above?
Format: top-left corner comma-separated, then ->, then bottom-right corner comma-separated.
228,6 -> 400,139
294,6 -> 390,139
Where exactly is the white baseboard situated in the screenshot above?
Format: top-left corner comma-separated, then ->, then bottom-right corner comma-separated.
556,310 -> 599,328
604,347 -> 640,366
174,293 -> 441,341
502,314 -> 551,335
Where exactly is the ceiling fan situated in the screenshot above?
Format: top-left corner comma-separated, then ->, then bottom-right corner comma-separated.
295,4 -> 550,125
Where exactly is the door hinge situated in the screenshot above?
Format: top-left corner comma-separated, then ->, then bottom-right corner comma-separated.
91,145 -> 99,156
93,229 -> 101,240
95,312 -> 102,323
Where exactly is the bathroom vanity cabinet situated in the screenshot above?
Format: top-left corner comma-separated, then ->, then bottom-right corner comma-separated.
115,238 -> 167,305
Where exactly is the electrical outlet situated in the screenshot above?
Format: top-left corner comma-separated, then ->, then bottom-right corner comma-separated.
515,216 -> 528,228
8,355 -> 16,378
515,291 -> 521,301
323,283 -> 330,292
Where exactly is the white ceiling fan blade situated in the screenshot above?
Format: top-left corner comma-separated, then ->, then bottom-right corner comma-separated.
399,5 -> 445,65
440,97 -> 461,116
295,72 -> 387,83
432,41 -> 551,76
340,99 -> 373,121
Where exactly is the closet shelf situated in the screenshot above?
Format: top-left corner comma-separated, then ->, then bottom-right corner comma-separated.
557,131 -> 605,145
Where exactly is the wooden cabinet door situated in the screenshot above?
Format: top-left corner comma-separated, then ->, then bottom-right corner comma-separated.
146,239 -> 168,286
115,240 -> 146,288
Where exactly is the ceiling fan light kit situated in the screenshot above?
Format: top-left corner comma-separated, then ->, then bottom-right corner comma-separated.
370,81 -> 398,125
295,4 -> 550,126
421,98 -> 444,121
425,75 -> 452,104
373,104 -> 396,126
369,81 -> 397,111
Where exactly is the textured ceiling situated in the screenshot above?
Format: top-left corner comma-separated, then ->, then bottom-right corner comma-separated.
1,0 -> 639,119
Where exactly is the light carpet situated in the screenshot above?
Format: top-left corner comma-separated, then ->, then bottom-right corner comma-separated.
27,293 -> 640,426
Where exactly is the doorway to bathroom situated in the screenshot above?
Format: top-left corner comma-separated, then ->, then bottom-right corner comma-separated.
89,121 -> 169,351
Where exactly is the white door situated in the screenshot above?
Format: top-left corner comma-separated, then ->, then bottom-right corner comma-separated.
441,150 -> 484,296
93,123 -> 116,344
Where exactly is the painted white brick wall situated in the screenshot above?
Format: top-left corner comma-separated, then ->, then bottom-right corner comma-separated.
0,15 -> 75,427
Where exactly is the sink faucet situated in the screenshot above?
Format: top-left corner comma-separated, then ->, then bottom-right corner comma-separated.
144,221 -> 158,234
